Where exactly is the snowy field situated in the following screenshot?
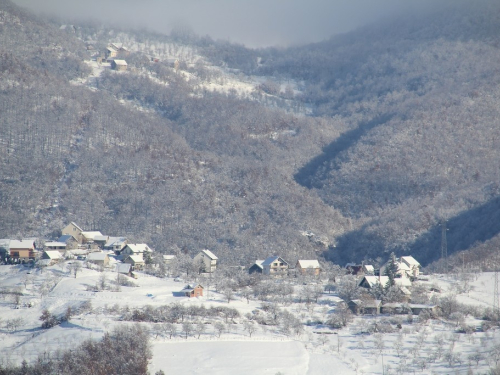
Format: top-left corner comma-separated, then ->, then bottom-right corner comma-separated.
1,262 -> 500,374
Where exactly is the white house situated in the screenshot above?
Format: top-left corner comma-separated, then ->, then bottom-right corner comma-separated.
194,249 -> 218,273
62,222 -> 84,244
121,244 -> 152,259
400,256 -> 421,277
261,256 -> 288,276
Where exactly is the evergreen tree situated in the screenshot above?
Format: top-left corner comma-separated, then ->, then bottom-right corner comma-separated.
384,252 -> 399,288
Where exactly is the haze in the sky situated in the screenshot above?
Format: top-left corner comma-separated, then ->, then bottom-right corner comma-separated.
13,0 -> 438,47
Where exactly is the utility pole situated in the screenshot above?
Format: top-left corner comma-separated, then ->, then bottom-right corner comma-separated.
494,269 -> 499,320
441,219 -> 448,273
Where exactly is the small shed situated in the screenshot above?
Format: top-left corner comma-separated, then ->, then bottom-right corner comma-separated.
42,250 -> 62,265
179,284 -> 203,298
87,252 -> 110,267
111,60 -> 127,71
248,260 -> 264,274
348,299 -> 381,315
409,304 -> 438,316
123,255 -> 145,270
116,263 -> 133,277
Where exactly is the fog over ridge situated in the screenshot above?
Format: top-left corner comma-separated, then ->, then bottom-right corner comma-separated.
13,0 -> 442,47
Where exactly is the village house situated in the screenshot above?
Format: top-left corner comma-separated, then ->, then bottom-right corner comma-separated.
179,284 -> 203,298
81,231 -> 103,244
348,299 -> 382,315
193,249 -> 218,273
57,234 -> 79,250
62,222 -> 84,244
379,255 -> 421,279
116,263 -> 133,277
104,237 -> 128,253
105,45 -> 118,59
345,263 -> 375,276
359,275 -> 412,289
248,260 -> 265,274
86,252 -> 110,267
41,250 -> 62,265
163,255 -> 176,265
44,241 -> 68,253
123,255 -> 145,270
262,256 -> 289,276
400,256 -> 421,277
296,260 -> 321,276
93,235 -> 109,248
111,59 -> 127,71
9,240 -> 37,262
121,243 -> 152,259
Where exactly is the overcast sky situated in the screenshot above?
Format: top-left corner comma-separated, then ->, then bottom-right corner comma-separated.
13,0 -> 438,48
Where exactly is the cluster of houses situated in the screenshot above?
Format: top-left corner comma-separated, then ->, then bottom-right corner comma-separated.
96,43 -> 129,71
1,222 -> 153,276
1,222 -> 435,311
342,255 -> 439,316
0,223 -> 222,291
248,256 -> 321,276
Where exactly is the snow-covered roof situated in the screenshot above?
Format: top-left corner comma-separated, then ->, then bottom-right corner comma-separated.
10,240 -> 35,249
82,231 -> 103,240
44,251 -> 62,260
45,242 -> 67,248
163,255 -> 176,261
105,237 -> 127,247
363,265 -> 374,272
126,255 -> 144,263
394,277 -> 412,287
87,252 -> 108,261
350,299 -> 382,307
262,256 -> 288,266
200,249 -> 217,260
113,59 -> 127,66
361,276 -> 389,288
180,284 -> 203,292
58,235 -> 76,243
297,260 -> 320,269
94,235 -> 108,242
401,256 -> 420,267
125,244 -> 151,253
116,263 -> 131,273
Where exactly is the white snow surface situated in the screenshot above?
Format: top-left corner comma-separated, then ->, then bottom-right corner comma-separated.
1,263 -> 500,374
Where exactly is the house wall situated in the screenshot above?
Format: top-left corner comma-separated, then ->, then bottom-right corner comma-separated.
192,286 -> 203,297
298,266 -> 320,276
10,249 -> 35,260
62,223 -> 83,243
194,253 -> 216,273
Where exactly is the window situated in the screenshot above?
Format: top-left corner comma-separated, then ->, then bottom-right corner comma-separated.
12,251 -> 19,257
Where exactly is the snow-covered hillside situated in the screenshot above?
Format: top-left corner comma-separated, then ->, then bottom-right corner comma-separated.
1,261 -> 500,374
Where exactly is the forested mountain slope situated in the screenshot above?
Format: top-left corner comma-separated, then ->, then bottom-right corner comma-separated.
251,0 -> 500,264
0,0 -> 347,265
2,0 -> 500,267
